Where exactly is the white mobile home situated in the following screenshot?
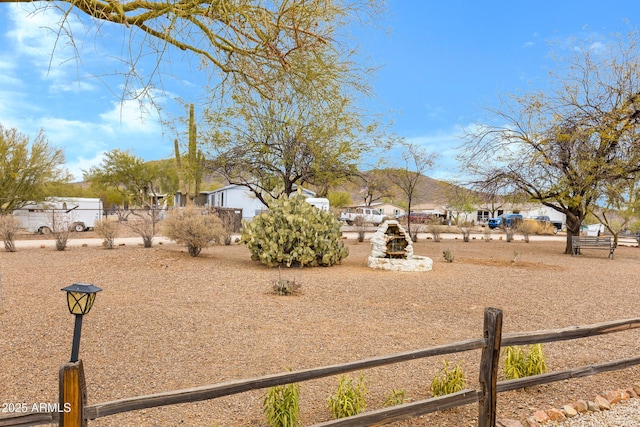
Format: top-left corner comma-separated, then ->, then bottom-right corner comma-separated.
13,197 -> 103,234
202,184 -> 318,220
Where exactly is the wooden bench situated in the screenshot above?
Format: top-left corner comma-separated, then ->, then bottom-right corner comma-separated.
571,236 -> 616,259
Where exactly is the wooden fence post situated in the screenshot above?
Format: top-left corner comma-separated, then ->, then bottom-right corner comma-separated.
477,307 -> 503,427
59,360 -> 87,427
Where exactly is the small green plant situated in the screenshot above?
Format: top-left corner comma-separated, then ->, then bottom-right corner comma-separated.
430,360 -> 466,397
511,251 -> 520,264
503,344 -> 548,380
442,248 -> 454,263
273,279 -> 301,295
263,382 -> 301,427
272,268 -> 301,295
383,389 -> 408,407
327,373 -> 367,419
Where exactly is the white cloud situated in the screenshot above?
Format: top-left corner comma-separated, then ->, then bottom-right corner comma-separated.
6,4 -> 81,81
65,151 -> 107,182
399,127 -> 467,181
40,116 -> 109,147
99,98 -> 162,135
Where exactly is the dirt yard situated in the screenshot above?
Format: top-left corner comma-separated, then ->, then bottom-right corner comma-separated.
1,233 -> 639,426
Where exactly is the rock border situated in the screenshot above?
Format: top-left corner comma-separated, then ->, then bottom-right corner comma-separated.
496,384 -> 640,427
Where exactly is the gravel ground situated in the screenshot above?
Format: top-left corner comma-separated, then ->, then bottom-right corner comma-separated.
1,232 -> 639,426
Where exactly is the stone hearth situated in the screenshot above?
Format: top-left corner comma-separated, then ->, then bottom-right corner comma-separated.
367,220 -> 433,272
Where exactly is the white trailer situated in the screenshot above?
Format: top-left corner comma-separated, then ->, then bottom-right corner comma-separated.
13,197 -> 103,234
305,197 -> 330,211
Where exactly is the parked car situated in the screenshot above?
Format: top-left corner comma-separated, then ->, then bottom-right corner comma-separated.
339,207 -> 386,226
532,215 -> 563,234
395,211 -> 431,223
487,214 -> 523,229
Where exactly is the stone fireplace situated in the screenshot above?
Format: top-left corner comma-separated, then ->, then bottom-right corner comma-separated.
368,220 -> 433,272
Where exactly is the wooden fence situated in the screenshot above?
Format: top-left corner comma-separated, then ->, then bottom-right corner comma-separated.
2,308 -> 640,427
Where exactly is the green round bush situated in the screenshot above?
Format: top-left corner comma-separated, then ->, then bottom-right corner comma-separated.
241,193 -> 348,267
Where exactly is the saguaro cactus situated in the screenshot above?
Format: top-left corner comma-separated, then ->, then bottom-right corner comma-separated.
174,103 -> 204,205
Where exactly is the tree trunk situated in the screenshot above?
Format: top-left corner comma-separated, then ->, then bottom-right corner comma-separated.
564,210 -> 583,254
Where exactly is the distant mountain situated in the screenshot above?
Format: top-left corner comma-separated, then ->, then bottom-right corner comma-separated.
329,169 -> 459,207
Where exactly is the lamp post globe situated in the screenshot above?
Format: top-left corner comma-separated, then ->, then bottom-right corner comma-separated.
61,283 -> 102,363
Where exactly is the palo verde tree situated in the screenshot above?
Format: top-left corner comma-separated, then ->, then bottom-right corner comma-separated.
0,124 -> 68,214
6,0 -> 382,98
461,33 -> 640,254
84,149 -> 170,247
83,149 -> 161,208
203,44 -> 378,206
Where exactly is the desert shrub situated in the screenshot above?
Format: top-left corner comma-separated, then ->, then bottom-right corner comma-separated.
458,221 -> 474,242
442,248 -> 454,263
94,218 -> 119,249
0,214 -> 21,252
263,382 -> 301,427
426,224 -> 443,242
503,344 -> 548,380
162,205 -> 225,256
431,360 -> 466,397
49,210 -> 71,251
383,389 -> 408,407
241,192 -> 348,267
517,219 -> 538,243
504,226 -> 515,242
212,208 -> 241,245
327,373 -> 367,419
353,216 -> 366,242
123,208 -> 162,248
483,226 -> 491,242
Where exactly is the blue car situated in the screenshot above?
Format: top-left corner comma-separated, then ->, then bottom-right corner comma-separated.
487,214 -> 523,229
487,217 -> 502,229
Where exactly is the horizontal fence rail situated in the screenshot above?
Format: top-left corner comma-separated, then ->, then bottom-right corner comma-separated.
84,337 -> 485,420
2,314 -> 639,427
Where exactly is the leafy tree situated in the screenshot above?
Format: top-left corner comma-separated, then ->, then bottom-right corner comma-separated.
461,34 -> 640,253
326,191 -> 353,209
445,184 -> 479,225
359,170 -> 394,207
386,141 -> 437,238
12,0 -> 381,97
590,177 -> 640,246
204,48 -> 377,206
0,124 -> 68,214
83,149 -> 162,208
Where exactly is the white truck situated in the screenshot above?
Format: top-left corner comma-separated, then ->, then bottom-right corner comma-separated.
13,197 -> 103,234
339,207 -> 386,226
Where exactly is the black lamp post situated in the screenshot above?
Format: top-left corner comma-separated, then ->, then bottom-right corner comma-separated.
61,283 -> 102,363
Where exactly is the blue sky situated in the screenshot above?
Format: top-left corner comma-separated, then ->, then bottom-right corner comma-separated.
0,1 -> 638,182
